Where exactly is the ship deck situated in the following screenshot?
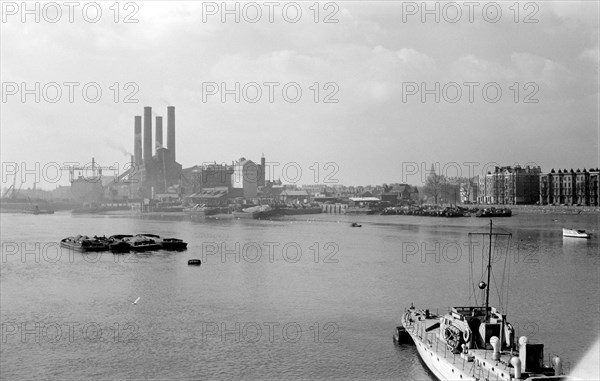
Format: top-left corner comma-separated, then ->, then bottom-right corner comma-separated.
402,312 -> 563,381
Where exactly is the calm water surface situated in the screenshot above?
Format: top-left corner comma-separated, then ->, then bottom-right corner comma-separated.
1,211 -> 598,380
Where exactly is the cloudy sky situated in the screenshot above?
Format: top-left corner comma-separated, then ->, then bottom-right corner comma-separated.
1,1 -> 598,188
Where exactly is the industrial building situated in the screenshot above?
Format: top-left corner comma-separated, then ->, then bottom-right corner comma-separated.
182,156 -> 267,203
62,103 -> 278,205
129,106 -> 182,197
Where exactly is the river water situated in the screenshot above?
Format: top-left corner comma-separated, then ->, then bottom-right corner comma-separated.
1,211 -> 598,380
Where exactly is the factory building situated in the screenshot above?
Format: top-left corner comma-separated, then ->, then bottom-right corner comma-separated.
232,158 -> 259,199
182,164 -> 234,194
181,155 -> 266,201
131,106 -> 183,196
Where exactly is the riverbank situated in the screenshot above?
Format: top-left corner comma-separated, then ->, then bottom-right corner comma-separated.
465,204 -> 600,215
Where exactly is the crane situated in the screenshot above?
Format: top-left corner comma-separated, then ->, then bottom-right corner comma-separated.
2,171 -> 22,199
59,157 -> 118,183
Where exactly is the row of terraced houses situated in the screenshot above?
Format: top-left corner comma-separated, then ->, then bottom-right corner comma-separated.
477,166 -> 600,206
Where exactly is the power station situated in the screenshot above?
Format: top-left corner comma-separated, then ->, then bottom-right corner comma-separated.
132,106 -> 182,196
66,105 -> 269,204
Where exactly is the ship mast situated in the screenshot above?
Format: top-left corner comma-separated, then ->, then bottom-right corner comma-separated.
469,219 -> 511,322
485,219 -> 493,321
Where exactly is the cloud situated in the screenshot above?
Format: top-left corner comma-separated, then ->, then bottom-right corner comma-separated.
578,48 -> 599,63
546,1 -> 599,29
510,52 -> 570,88
0,1 -> 598,186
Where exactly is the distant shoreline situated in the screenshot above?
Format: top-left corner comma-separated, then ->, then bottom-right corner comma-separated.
464,204 -> 600,215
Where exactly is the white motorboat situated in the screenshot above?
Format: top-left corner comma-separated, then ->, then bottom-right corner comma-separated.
562,228 -> 591,239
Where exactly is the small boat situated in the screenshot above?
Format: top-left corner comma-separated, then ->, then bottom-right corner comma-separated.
71,204 -> 130,214
136,234 -> 188,251
476,207 -> 512,217
184,204 -> 220,217
280,205 -> 322,215
562,228 -> 591,239
232,205 -> 274,219
393,326 -> 411,344
232,211 -> 257,219
60,235 -> 109,252
23,205 -> 54,214
350,222 -> 362,227
396,220 -> 570,380
188,259 -> 201,266
161,238 -> 188,251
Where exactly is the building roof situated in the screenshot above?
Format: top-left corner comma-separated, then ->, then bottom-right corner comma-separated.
187,188 -> 228,199
281,190 -> 309,196
236,158 -> 256,167
349,197 -> 380,202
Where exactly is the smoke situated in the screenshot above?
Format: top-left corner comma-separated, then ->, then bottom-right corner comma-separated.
104,138 -> 133,156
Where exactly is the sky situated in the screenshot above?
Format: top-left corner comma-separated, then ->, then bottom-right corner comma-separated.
1,1 -> 598,188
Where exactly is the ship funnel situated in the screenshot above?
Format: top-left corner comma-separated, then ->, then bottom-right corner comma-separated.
490,336 -> 501,360
510,357 -> 521,378
552,356 -> 563,376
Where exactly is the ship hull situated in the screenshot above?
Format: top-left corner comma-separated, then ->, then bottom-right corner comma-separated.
399,307 -> 570,381
184,207 -> 220,217
345,207 -> 378,214
60,240 -> 109,252
409,329 -> 475,381
401,312 -> 475,381
232,211 -> 257,219
281,207 -> 322,215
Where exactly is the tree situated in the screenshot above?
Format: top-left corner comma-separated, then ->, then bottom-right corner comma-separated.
455,176 -> 477,203
440,178 -> 459,204
423,165 -> 447,204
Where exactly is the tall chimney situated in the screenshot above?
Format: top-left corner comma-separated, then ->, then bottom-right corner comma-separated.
155,116 -> 163,152
261,155 -> 266,186
134,116 -> 142,165
167,106 -> 175,160
143,106 -> 152,164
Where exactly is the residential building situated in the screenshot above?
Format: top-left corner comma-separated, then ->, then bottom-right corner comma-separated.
381,183 -> 419,205
478,165 -> 541,205
540,168 -> 600,206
